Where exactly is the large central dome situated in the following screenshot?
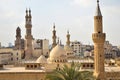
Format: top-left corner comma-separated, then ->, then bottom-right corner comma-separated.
48,44 -> 67,63
50,44 -> 66,59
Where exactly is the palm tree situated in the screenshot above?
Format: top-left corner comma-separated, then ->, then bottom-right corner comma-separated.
45,62 -> 95,80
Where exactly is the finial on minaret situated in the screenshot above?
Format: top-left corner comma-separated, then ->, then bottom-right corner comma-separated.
97,0 -> 99,4
29,8 -> 31,16
67,30 -> 69,34
95,0 -> 102,16
16,26 -> 21,39
29,8 -> 31,13
26,8 -> 28,14
26,8 -> 28,17
28,8 -> 32,19
25,8 -> 29,23
53,23 -> 55,30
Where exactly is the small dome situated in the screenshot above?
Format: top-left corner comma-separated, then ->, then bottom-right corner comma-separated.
36,55 -> 47,63
49,44 -> 67,62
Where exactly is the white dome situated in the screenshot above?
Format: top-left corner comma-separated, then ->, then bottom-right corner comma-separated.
36,55 -> 47,63
49,44 -> 66,61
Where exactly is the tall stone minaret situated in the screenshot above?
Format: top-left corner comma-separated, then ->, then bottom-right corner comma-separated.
52,23 -> 57,49
66,30 -> 70,46
15,27 -> 21,49
25,9 -> 33,59
92,0 -> 106,79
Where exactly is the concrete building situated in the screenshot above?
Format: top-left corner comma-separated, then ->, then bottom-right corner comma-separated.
0,52 -> 11,64
33,39 -> 49,58
104,41 -> 117,59
0,48 -> 22,64
71,40 -> 83,56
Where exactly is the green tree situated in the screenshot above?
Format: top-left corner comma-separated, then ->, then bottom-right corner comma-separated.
45,62 -> 95,80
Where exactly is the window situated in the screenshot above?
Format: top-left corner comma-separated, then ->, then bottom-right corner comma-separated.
31,65 -> 33,68
34,65 -> 37,68
87,64 -> 89,67
27,65 -> 29,68
11,58 -> 13,61
16,52 -> 18,56
83,64 -> 85,67
91,64 -> 93,68
11,53 -> 13,56
17,57 -> 18,60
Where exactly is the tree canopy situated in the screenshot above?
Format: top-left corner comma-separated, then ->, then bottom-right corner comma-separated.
45,62 -> 95,80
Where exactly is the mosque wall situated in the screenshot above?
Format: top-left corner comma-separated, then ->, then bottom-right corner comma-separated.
0,72 -> 47,80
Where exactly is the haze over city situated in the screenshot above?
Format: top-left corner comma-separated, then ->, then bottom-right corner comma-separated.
0,0 -> 120,46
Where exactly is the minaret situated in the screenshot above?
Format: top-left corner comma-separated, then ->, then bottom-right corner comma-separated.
92,0 -> 106,79
66,30 -> 70,46
52,23 -> 57,49
25,9 -> 33,59
15,27 -> 21,49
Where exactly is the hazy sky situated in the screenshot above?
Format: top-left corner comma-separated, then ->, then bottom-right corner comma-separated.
0,0 -> 120,46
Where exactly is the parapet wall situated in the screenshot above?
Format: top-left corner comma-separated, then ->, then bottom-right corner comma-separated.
0,72 -> 47,80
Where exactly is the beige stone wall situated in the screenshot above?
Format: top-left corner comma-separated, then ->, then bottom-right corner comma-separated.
0,48 -> 22,64
33,49 -> 42,58
106,72 -> 120,79
0,72 -> 47,80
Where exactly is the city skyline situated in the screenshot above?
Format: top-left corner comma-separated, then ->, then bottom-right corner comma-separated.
0,0 -> 120,46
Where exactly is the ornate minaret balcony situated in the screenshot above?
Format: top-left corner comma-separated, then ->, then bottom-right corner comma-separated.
92,33 -> 106,44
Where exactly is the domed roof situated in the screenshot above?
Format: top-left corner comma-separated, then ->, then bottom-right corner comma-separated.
36,55 -> 47,63
64,45 -> 73,51
49,44 -> 66,60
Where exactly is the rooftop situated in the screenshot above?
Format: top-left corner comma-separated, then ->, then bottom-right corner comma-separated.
0,67 -> 45,73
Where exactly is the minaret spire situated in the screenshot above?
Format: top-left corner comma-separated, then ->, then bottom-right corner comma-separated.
25,8 -> 29,23
15,26 -> 22,49
95,0 -> 102,16
66,30 -> 70,46
28,8 -> 32,24
52,23 -> 57,49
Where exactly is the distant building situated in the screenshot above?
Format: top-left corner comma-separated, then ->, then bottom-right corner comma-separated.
33,39 -> 49,58
8,43 -> 13,48
0,52 -> 11,64
71,40 -> 83,56
0,48 -> 21,64
104,41 -> 117,59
